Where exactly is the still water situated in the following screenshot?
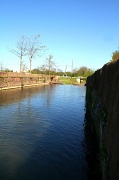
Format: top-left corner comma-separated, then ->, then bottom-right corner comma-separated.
0,85 -> 100,180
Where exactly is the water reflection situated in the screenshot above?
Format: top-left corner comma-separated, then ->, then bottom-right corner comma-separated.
0,86 -> 55,179
0,85 -> 56,106
0,85 -> 100,179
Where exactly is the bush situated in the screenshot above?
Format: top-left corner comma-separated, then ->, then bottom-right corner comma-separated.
111,49 -> 119,62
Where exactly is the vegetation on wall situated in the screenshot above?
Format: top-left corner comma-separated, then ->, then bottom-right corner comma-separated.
111,47 -> 119,62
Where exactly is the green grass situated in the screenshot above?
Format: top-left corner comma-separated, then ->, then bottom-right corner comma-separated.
59,77 -> 78,84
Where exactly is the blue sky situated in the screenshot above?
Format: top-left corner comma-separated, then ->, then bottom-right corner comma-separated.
0,0 -> 119,72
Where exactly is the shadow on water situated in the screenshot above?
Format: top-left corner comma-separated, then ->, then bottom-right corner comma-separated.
83,107 -> 102,180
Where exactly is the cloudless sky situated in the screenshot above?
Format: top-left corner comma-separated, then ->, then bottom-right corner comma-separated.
0,0 -> 119,72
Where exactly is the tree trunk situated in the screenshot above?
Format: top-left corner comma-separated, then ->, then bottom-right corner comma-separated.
30,56 -> 32,73
20,57 -> 22,72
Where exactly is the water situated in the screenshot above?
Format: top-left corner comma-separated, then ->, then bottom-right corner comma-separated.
0,85 -> 100,180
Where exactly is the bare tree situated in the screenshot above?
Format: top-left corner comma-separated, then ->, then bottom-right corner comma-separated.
28,34 -> 45,73
46,55 -> 55,77
40,64 -> 46,74
8,36 -> 28,72
0,61 -> 3,71
22,63 -> 28,72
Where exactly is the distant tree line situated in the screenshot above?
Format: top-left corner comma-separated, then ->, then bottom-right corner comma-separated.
31,65 -> 94,78
0,62 -> 13,72
1,38 -> 119,74
0,34 -> 96,77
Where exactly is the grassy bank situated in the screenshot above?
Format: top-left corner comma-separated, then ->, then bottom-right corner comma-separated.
59,77 -> 78,84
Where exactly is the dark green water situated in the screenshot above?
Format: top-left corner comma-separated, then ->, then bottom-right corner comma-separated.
0,85 -> 101,180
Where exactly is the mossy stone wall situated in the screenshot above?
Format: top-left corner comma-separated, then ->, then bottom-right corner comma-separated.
86,60 -> 119,180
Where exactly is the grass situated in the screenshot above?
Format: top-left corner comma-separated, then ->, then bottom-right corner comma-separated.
59,77 -> 78,84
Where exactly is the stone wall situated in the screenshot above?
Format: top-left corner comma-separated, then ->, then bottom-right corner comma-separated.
86,59 -> 119,180
0,72 -> 49,90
